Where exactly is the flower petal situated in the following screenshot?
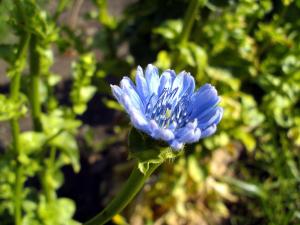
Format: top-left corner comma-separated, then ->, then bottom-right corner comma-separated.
157,70 -> 176,95
175,120 -> 201,143
111,84 -> 124,104
197,107 -> 223,129
149,120 -> 175,141
145,64 -> 160,95
189,84 -> 220,119
172,71 -> 195,100
135,66 -> 149,101
170,139 -> 184,151
129,108 -> 150,132
121,77 -> 144,111
200,124 -> 217,138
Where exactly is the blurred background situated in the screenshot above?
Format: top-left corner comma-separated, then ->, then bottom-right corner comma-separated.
0,0 -> 300,225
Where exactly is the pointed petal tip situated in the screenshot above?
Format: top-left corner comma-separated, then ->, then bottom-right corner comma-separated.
170,140 -> 184,151
146,64 -> 158,71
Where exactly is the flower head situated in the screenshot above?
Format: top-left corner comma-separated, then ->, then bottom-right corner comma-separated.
111,64 -> 223,151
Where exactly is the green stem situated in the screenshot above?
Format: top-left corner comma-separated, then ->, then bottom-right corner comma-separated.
172,0 -> 206,69
44,147 -> 57,201
54,0 -> 71,21
29,35 -> 43,131
84,163 -> 161,225
10,2 -> 31,225
9,30 -> 31,225
178,0 -> 205,45
29,35 -> 56,203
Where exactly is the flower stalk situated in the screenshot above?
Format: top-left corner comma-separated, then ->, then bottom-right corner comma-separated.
29,35 -> 43,132
178,0 -> 205,44
84,162 -> 161,225
29,35 -> 56,202
172,0 -> 207,68
10,2 -> 31,225
10,34 -> 30,225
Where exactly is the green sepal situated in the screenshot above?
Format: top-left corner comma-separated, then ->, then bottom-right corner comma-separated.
128,128 -> 182,174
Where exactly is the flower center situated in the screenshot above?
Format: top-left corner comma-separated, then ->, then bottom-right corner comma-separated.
145,88 -> 191,129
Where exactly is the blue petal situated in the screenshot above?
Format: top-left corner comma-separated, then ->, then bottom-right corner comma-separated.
129,109 -> 150,132
197,107 -> 223,129
145,64 -> 160,95
175,120 -> 201,143
121,77 -> 144,112
157,70 -> 176,95
200,124 -> 217,138
172,71 -> 195,100
135,66 -> 149,102
149,120 -> 175,141
189,84 -> 220,119
111,85 -> 124,104
120,93 -> 139,113
170,139 -> 184,151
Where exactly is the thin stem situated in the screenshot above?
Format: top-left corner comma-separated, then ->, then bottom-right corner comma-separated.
84,163 -> 161,225
178,0 -> 205,45
9,29 -> 31,225
29,35 -> 56,202
29,35 -> 43,131
43,147 -> 57,202
172,0 -> 206,69
10,2 -> 30,225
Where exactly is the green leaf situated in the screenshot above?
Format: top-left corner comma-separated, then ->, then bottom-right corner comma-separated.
38,197 -> 80,225
50,132 -> 80,173
187,43 -> 207,77
206,67 -> 240,91
71,53 -> 97,115
187,155 -> 204,182
232,127 -> 256,152
154,50 -> 172,70
0,94 -> 27,121
153,19 -> 182,41
19,132 -> 47,154
41,111 -> 81,135
220,176 -> 266,199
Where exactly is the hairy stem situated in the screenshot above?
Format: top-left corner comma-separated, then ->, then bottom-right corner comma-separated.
84,163 -> 161,225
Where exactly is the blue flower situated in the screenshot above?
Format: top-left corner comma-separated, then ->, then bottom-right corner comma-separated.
111,64 -> 223,151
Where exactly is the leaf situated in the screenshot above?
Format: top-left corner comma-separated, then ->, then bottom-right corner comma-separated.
41,112 -> 81,135
206,67 -> 240,91
103,98 -> 124,111
220,176 -> 266,198
19,132 -> 47,154
71,53 -> 97,115
50,132 -> 80,173
187,155 -> 204,182
38,197 -> 80,225
155,50 -> 171,70
232,127 -> 256,152
0,94 -> 27,121
153,19 -> 182,41
187,43 -> 207,77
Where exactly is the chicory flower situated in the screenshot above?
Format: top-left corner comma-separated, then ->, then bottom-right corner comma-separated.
111,64 -> 223,151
